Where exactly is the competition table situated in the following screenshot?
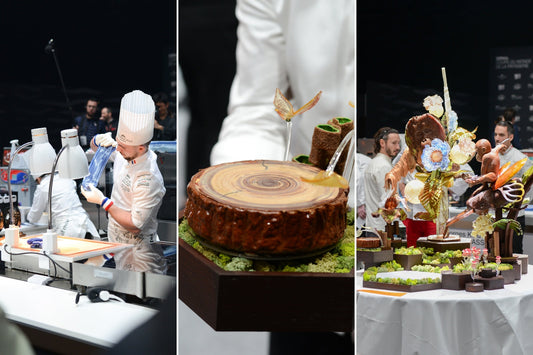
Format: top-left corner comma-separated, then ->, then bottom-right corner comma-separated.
357,265 -> 533,355
0,275 -> 157,354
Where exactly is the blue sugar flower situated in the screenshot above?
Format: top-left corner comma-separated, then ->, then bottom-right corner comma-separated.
421,138 -> 450,172
448,110 -> 458,133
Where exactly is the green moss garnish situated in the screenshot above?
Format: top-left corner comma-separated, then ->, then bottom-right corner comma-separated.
178,209 -> 355,273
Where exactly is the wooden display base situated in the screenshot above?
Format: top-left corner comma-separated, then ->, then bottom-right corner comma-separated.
474,275 -> 504,290
391,238 -> 405,249
513,262 -> 522,280
465,282 -> 484,292
441,272 -> 471,290
514,254 -> 528,274
357,249 -> 393,269
362,280 -> 441,292
179,239 -> 354,332
393,254 -> 423,270
500,269 -> 515,284
416,237 -> 470,253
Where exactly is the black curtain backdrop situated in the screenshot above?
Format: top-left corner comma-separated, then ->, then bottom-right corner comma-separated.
0,0 -> 176,150
179,0 -> 238,183
357,1 -> 533,146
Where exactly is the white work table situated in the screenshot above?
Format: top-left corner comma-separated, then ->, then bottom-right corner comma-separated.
0,275 -> 157,353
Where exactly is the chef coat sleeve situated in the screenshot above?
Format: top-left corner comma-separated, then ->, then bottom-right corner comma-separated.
27,184 -> 47,224
209,0 -> 288,165
130,171 -> 165,230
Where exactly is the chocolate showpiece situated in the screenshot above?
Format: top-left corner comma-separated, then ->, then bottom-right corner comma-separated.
185,160 -> 348,255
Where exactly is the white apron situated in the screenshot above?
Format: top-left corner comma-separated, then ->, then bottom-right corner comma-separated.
108,150 -> 167,274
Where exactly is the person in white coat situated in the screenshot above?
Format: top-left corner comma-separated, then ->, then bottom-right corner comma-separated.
210,0 -> 354,166
82,90 -> 167,274
27,174 -> 99,239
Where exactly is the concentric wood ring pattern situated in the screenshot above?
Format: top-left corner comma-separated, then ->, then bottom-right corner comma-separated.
185,160 -> 348,255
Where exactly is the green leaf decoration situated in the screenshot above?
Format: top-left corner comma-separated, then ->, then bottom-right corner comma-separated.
521,165 -> 533,186
493,219 -> 523,236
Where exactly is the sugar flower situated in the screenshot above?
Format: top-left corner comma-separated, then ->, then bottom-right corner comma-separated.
448,110 -> 458,133
449,136 -> 476,165
421,138 -> 450,171
423,95 -> 444,118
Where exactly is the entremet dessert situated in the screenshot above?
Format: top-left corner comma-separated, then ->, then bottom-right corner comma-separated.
356,236 -> 381,249
184,160 -> 348,255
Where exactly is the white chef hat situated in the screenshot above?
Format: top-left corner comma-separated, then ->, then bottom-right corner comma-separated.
116,90 -> 155,146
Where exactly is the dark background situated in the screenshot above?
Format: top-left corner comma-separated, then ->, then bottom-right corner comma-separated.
0,0 -> 176,150
357,1 -> 533,145
179,0 -> 238,183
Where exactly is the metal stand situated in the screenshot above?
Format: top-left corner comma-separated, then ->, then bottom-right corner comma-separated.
45,39 -> 74,121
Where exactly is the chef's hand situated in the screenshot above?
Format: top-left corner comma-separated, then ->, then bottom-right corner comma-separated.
93,132 -> 117,148
81,184 -> 105,205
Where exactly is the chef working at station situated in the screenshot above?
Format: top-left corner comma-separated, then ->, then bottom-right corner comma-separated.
81,90 -> 167,274
27,157 -> 99,240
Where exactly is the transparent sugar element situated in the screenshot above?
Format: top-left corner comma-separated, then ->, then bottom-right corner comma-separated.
82,146 -> 115,190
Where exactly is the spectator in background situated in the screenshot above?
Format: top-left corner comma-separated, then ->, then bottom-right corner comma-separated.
152,92 -> 176,141
364,127 -> 401,232
101,106 -> 118,139
500,107 -> 521,149
493,120 -> 533,253
73,98 -> 105,149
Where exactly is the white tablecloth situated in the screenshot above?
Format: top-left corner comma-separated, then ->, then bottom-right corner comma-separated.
357,265 -> 533,355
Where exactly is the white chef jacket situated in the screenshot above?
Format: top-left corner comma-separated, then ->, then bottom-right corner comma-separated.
27,174 -> 99,239
210,0 -> 355,165
364,153 -> 393,231
108,150 -> 167,274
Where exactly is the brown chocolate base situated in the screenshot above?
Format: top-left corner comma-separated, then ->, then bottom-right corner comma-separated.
184,160 -> 348,255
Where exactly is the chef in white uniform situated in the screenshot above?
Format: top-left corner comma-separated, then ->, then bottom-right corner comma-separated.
27,169 -> 99,240
82,90 -> 167,274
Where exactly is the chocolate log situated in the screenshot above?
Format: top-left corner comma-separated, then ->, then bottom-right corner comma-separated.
309,124 -> 341,171
328,117 -> 354,175
184,160 -> 348,255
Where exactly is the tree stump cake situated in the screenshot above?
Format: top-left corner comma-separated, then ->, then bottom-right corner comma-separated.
184,160 -> 348,256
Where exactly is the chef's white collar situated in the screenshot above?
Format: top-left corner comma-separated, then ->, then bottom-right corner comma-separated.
127,150 -> 149,166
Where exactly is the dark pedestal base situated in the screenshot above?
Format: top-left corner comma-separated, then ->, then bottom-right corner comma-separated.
416,237 -> 471,253
393,254 -> 423,270
441,272 -> 471,290
357,249 -> 393,269
465,282 -> 484,292
475,275 -> 504,290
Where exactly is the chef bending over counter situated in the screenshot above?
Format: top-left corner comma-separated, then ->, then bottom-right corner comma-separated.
82,90 -> 167,274
26,171 -> 99,240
